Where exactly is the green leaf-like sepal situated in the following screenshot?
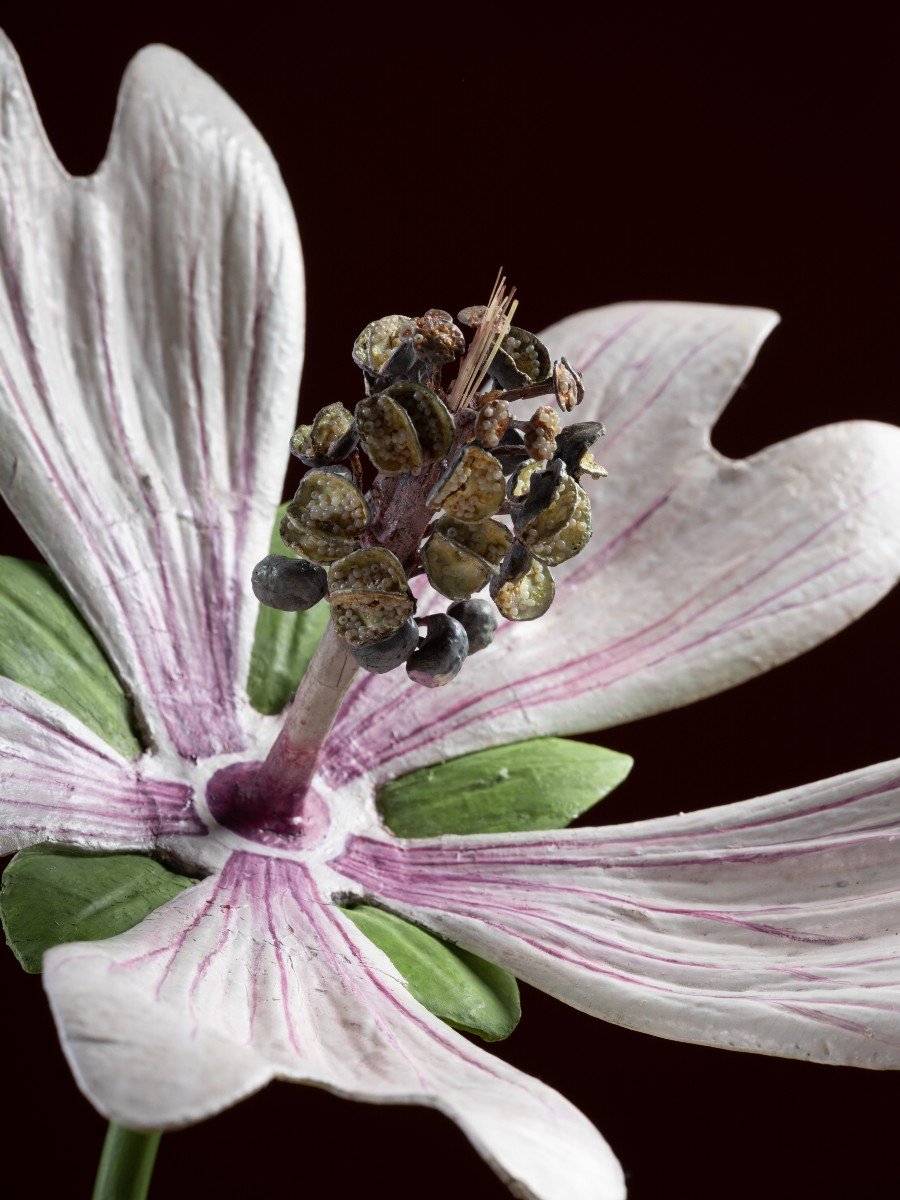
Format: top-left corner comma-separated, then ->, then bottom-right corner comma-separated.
341,903 -> 520,1041
0,556 -> 141,758
378,737 -> 633,838
0,846 -> 196,974
247,503 -> 330,714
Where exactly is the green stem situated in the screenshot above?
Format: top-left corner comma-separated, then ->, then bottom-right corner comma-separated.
92,1123 -> 162,1200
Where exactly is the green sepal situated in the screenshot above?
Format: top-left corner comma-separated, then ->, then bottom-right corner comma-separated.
0,846 -> 196,974
247,502 -> 330,715
0,556 -> 141,758
341,903 -> 520,1041
378,736 -> 633,838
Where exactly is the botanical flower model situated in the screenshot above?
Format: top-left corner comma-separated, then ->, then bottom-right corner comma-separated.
2,33 -> 900,1200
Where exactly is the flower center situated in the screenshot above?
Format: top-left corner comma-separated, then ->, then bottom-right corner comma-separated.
206,760 -> 331,848
243,278 -> 608,833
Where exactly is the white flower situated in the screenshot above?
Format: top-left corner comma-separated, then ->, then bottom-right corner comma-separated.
1,34 -> 899,1200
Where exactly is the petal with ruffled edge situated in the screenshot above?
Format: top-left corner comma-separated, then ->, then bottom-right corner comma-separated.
0,36 -> 303,760
45,851 -> 624,1200
0,676 -> 202,855
333,757 -> 900,1068
324,304 -> 900,786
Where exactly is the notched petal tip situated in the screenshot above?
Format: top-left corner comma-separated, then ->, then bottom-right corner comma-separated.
539,300 -> 782,447
0,35 -> 289,189
0,32 -> 70,175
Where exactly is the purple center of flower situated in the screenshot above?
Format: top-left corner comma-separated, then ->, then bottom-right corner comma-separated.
206,760 -> 330,848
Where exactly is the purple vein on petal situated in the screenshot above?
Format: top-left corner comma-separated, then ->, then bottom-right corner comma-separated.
261,856 -> 304,1056
601,328 -> 727,453
562,486 -> 675,588
0,693 -> 204,845
187,869 -> 241,1025
335,838 -> 874,946
571,309 -> 649,375
184,234 -> 237,729
330,809 -> 900,1058
0,199 -> 162,710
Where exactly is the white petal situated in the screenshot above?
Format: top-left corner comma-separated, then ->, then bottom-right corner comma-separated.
0,35 -> 303,759
0,676 -> 202,854
45,851 -> 623,1200
324,304 -> 900,784
333,757 -> 900,1068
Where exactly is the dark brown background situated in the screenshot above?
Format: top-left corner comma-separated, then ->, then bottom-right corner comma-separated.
1,6 -> 897,1198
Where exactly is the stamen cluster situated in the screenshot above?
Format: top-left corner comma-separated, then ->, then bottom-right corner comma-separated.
252,295 -> 606,688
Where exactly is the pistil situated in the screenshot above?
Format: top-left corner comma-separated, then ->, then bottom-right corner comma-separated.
247,623 -> 359,827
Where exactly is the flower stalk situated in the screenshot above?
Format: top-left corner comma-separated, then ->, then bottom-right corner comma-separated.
92,1123 -> 161,1200
249,622 -> 359,824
